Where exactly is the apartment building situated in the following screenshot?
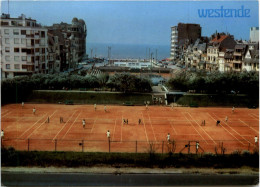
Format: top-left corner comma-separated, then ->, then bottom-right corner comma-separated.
170,26 -> 178,60
0,13 -> 48,79
170,23 -> 201,60
47,17 -> 87,72
207,34 -> 236,71
250,27 -> 259,43
243,44 -> 259,71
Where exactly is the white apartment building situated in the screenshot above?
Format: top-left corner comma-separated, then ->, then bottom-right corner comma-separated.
170,26 -> 178,60
0,13 -> 48,79
250,27 -> 259,43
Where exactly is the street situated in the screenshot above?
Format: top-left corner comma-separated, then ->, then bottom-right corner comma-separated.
2,172 -> 258,186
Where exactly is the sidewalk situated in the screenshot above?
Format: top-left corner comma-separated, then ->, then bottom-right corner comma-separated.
2,166 -> 258,175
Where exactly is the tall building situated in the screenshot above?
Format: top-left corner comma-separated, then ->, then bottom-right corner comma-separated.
250,27 -> 259,43
0,13 -> 48,79
47,18 -> 87,72
170,23 -> 201,60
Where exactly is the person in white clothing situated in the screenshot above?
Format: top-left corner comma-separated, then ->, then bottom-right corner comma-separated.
232,107 -> 235,113
254,136 -> 258,145
1,130 -> 4,146
196,142 -> 199,153
107,130 -> 110,140
104,105 -> 107,112
22,102 -> 24,108
225,116 -> 228,122
33,107 -> 36,115
1,130 -> 4,139
82,119 -> 86,128
94,104 -> 97,111
167,133 -> 170,143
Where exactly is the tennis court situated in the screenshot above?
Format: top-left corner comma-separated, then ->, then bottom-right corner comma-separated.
1,104 -> 259,154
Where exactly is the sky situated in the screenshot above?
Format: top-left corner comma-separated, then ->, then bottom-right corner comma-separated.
1,1 -> 259,46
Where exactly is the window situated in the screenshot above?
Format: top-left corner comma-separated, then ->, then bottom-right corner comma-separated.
41,31 -> 45,38
1,21 -> 9,26
5,38 -> 10,44
14,48 -> 20,52
22,65 -> 27,69
14,56 -> 19,62
11,21 -> 18,26
5,56 -> 10,61
35,39 -> 39,44
22,56 -> 27,61
35,48 -> 39,52
21,30 -> 26,35
27,21 -> 31,27
13,29 -> 19,35
6,64 -> 10,69
14,64 -> 20,69
14,38 -> 19,44
5,47 -> 10,52
4,29 -> 9,35
21,39 -> 26,44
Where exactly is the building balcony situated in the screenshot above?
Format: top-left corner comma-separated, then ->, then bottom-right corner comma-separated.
233,52 -> 242,56
233,60 -> 242,64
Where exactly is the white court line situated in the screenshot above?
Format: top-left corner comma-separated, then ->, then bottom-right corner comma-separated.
112,112 -> 118,141
212,113 -> 251,144
239,119 -> 259,134
170,121 -> 177,135
207,113 -> 245,145
61,112 -> 81,140
187,112 -> 216,145
121,112 -> 123,142
148,112 -> 157,141
141,112 -> 149,143
90,118 -> 97,133
249,114 -> 258,120
52,110 -> 77,141
18,114 -> 47,139
1,111 -> 12,118
26,110 -> 57,139
182,112 -> 208,144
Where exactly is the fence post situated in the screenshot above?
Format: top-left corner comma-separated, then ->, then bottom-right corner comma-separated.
55,139 -> 57,151
82,140 -> 84,152
109,139 -> 110,153
162,141 -> 164,154
28,139 -> 30,151
136,141 -> 137,153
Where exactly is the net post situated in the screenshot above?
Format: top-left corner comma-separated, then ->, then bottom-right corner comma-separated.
136,140 -> 137,153
188,141 -> 190,154
55,139 -> 57,151
109,139 -> 110,153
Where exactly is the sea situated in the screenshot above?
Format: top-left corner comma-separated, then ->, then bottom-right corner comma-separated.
86,43 -> 170,60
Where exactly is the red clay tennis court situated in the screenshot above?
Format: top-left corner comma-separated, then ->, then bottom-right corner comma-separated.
1,104 -> 259,154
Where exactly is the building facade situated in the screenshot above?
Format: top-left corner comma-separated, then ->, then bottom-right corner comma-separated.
0,13 -> 48,79
47,18 -> 87,73
250,27 -> 259,43
170,26 -> 178,60
170,23 -> 201,60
